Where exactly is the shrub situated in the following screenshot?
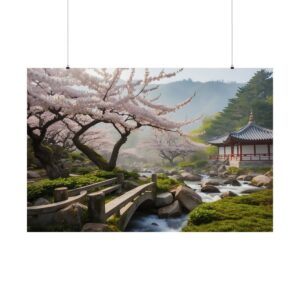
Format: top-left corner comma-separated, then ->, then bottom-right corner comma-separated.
226,166 -> 240,175
156,174 -> 180,192
71,166 -> 97,175
189,208 -> 218,225
183,189 -> 273,232
27,173 -> 115,202
70,152 -> 85,162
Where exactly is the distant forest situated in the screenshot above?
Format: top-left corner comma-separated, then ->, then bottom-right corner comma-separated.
193,69 -> 273,141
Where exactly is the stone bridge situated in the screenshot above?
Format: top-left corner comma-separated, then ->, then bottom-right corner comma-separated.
27,173 -> 157,231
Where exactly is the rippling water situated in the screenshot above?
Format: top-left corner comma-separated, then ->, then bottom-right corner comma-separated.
126,212 -> 188,232
126,174 -> 263,232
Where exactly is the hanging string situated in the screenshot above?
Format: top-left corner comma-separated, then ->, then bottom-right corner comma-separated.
230,0 -> 234,69
66,0 -> 70,69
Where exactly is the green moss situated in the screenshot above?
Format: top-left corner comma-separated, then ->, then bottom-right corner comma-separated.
71,166 -> 98,175
156,174 -> 180,192
27,173 -> 111,202
183,189 -> 273,232
226,166 -> 240,175
70,152 -> 86,162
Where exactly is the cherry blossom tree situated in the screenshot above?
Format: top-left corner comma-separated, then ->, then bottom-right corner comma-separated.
28,68 -> 199,176
63,68 -> 198,171
27,68 -> 86,178
146,131 -> 205,165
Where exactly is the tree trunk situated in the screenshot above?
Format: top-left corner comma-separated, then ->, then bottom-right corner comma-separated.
73,133 -> 129,172
32,141 -> 67,179
107,134 -> 129,170
73,136 -> 110,170
167,157 -> 175,166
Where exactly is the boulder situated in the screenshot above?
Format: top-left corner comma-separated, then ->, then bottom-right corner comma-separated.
180,172 -> 202,181
175,185 -> 202,211
237,174 -> 254,181
168,169 -> 179,175
244,175 -> 254,181
54,203 -> 88,228
264,170 -> 273,177
169,174 -> 183,181
251,175 -> 272,187
34,198 -> 50,206
223,179 -> 241,186
201,178 -> 222,186
220,191 -> 238,198
81,223 -> 115,232
201,185 -> 220,193
155,192 -> 174,208
219,171 -> 229,178
209,170 -> 218,177
158,200 -> 182,218
27,170 -> 40,179
217,164 -> 227,173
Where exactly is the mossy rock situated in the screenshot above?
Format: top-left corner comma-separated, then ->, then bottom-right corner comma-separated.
183,189 -> 273,232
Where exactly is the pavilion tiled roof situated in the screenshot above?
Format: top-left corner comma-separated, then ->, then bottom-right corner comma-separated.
208,122 -> 273,145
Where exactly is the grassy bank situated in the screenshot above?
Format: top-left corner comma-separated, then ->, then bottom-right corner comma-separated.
182,189 -> 273,232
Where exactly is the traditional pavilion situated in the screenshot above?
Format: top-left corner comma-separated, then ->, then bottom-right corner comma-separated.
208,112 -> 273,167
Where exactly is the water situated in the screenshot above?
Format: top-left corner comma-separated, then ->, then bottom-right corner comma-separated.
126,173 -> 263,232
126,212 -> 188,232
184,176 -> 261,203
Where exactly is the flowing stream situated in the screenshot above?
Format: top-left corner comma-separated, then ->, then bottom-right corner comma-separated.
126,173 -> 262,232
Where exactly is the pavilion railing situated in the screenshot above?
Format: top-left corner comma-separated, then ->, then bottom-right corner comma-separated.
209,153 -> 273,161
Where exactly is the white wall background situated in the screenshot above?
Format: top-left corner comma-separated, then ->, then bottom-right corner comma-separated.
0,1 -> 300,300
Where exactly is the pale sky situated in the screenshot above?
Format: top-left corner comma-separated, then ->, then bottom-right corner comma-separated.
119,68 -> 272,84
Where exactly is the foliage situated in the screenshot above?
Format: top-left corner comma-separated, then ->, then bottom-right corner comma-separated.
226,166 -> 240,175
145,131 -> 202,165
194,70 -> 273,141
27,168 -> 139,202
70,152 -> 85,162
176,149 -> 209,170
28,68 -> 200,174
156,174 -> 180,192
70,165 -> 98,175
28,175 -> 103,202
205,145 -> 218,156
183,190 -> 273,232
189,114 -> 219,143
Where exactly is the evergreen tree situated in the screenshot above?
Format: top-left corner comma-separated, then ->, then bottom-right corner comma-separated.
201,69 -> 273,140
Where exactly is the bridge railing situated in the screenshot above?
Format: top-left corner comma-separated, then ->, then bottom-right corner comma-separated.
28,174 -> 124,227
27,191 -> 88,216
88,174 -> 157,223
67,174 -> 123,197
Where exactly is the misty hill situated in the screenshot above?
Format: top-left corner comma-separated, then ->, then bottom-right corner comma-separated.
150,79 -> 244,131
